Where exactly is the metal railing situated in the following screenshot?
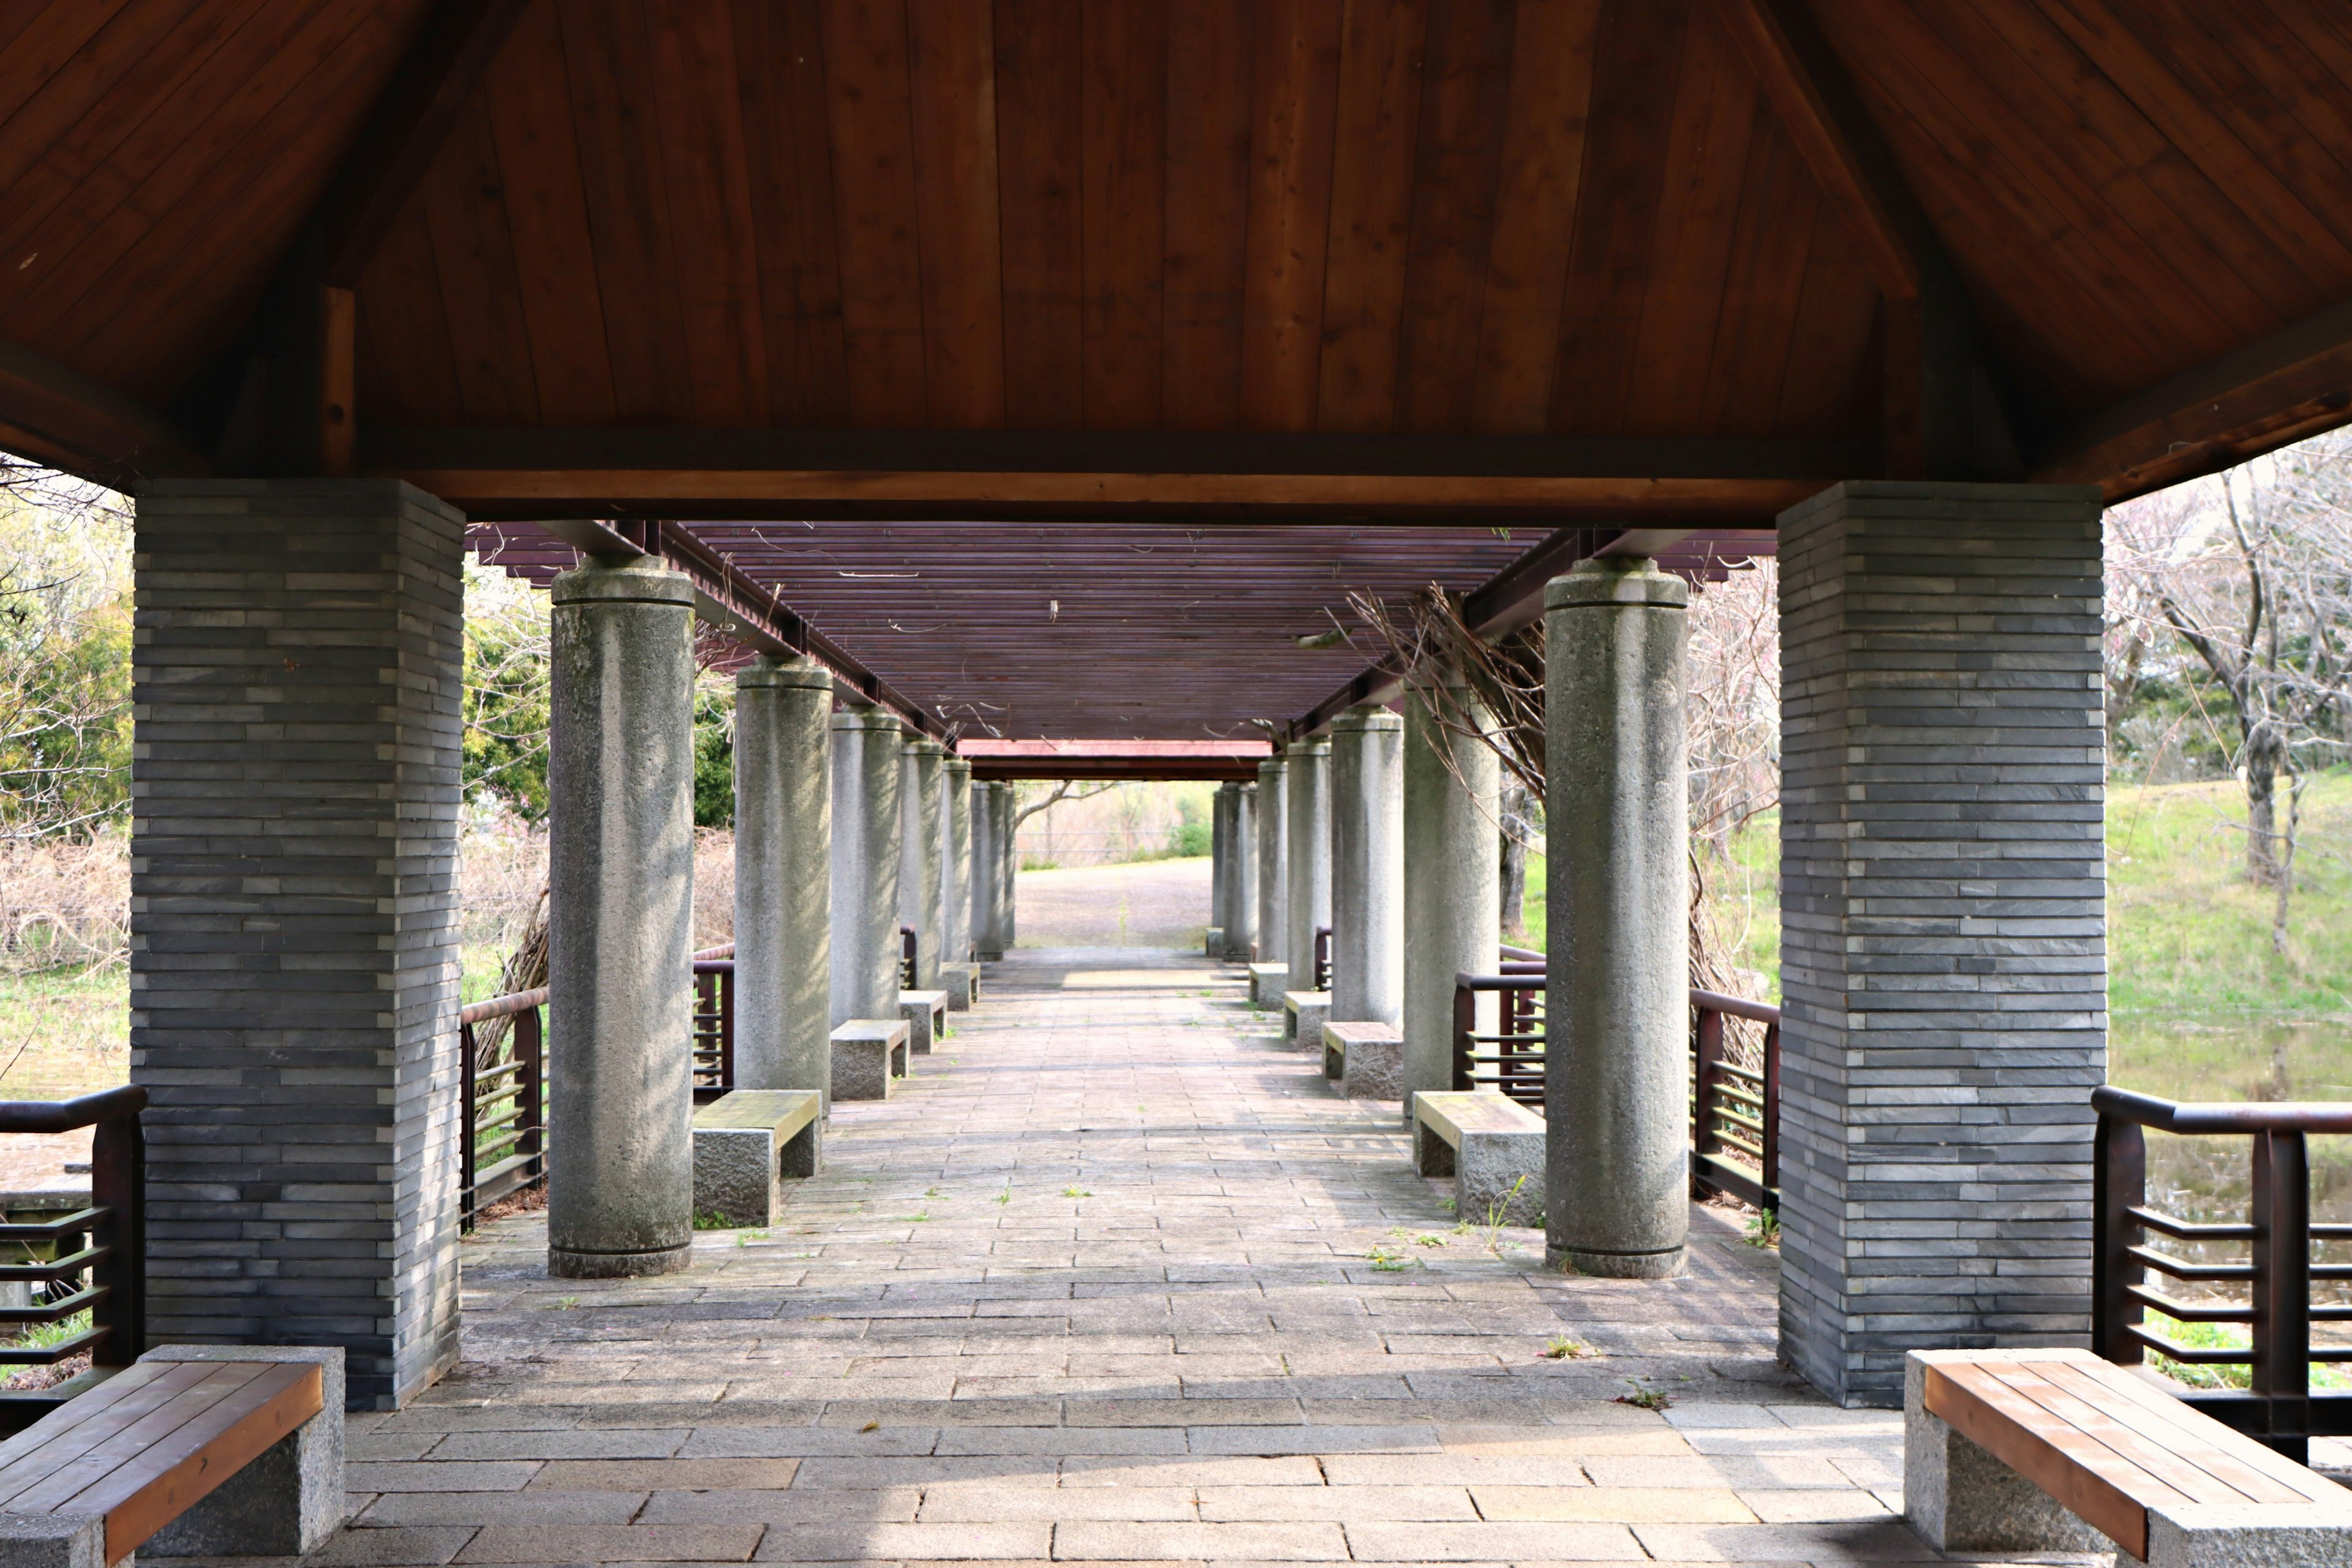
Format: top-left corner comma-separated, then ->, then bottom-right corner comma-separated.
694,941 -> 736,1095
459,990 -> 546,1229
899,925 -> 918,990
1313,926 -> 1331,993
0,1086 -> 146,1429
2093,1087 -> 2352,1460
1446,965 -> 1782,1210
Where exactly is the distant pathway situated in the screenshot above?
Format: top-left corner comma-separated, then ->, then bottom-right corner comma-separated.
1014,859 -> 1213,949
339,948 -> 1919,1568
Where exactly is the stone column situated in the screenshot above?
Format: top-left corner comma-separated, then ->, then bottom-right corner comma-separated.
1777,482 -> 2107,1406
733,656 -> 831,1099
829,709 -> 904,1024
1285,740 -> 1332,991
1329,706 -> 1404,1026
1403,673 -> 1500,1118
971,779 -> 1001,960
899,739 -> 944,988
133,480 -> 464,1408
1256,758 -> 1289,971
1210,783 -> 1232,947
1224,783 -> 1257,959
547,555 -> 698,1280
1544,557 -> 1688,1280
944,758 -> 973,965
995,783 -> 1019,949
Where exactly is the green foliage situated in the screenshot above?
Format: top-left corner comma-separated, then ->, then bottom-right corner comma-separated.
0,492 -> 133,839
693,684 -> 734,828
1168,792 -> 1212,858
461,563 -> 551,818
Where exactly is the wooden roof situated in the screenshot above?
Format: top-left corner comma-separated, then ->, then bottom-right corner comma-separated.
6,0 -> 2352,523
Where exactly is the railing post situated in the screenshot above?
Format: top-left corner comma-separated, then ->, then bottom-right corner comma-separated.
2090,1110 -> 2145,1365
2252,1128 -> 2312,1462
1692,1003 -> 1724,1159
1452,980 -> 1474,1093
1760,1019 -> 1780,1198
88,1105 -> 143,1366
516,1003 -> 544,1182
719,962 -> 736,1090
459,1019 -> 480,1232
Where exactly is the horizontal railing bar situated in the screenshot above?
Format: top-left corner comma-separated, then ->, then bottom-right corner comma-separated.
2124,1324 -> 2251,1365
2128,1205 -> 2256,1242
1691,989 -> 1781,1025
2128,1283 -> 2252,1321
0,1284 -> 105,1324
2128,1244 -> 2253,1282
0,1085 -> 147,1137
0,1208 -> 105,1242
0,1324 -> 108,1366
458,989 -> 548,1025
2095,1085 -> 2352,1135
0,1247 -> 104,1283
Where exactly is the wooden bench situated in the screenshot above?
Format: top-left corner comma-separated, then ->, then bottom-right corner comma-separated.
898,989 -> 948,1054
1322,1021 -> 1404,1099
693,1090 -> 820,1226
829,1020 -> 908,1101
0,1345 -> 343,1566
1906,1347 -> 2352,1566
1411,1091 -> 1543,1226
1282,990 -> 1329,1049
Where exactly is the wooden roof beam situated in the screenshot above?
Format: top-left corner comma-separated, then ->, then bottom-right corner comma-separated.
1718,0 -> 2021,483
0,334 -> 208,483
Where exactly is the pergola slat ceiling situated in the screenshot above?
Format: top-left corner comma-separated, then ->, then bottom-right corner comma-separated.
472,521 -> 1768,739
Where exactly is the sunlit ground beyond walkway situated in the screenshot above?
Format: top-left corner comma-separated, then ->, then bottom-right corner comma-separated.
335,950 -> 1965,1568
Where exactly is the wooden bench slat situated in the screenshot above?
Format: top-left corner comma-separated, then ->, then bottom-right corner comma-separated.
1926,1362 -> 2184,1558
2030,1359 -> 2327,1508
0,1363 -> 252,1509
0,1365 -> 276,1517
77,1363 -> 322,1563
1980,1363 -> 2278,1509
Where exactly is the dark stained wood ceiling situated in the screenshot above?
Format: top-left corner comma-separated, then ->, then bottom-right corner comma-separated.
2,0 -> 2351,521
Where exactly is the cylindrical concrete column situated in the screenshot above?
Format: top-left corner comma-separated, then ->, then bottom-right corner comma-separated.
1544,556 -> 1689,1280
829,708 -> 904,1024
944,758 -> 973,965
546,556 -> 698,1279
899,739 -> 944,988
971,779 -> 1001,960
1403,672 -> 1500,1119
1224,783 -> 1257,959
1330,706 -> 1404,1026
733,655 -> 832,1102
1256,758 -> 1288,971
1284,741 -> 1332,992
1210,785 -> 1232,946
995,783 -> 1019,949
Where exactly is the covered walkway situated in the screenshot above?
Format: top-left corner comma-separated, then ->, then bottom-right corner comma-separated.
350,950 -> 1915,1567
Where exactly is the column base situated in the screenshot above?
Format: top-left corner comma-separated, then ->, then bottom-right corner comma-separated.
1548,1245 -> 1687,1280
548,1243 -> 693,1279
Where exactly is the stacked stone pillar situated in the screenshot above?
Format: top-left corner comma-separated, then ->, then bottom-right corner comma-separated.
1255,758 -> 1289,972
1402,673 -> 1499,1118
132,479 -> 464,1408
899,739 -> 944,988
829,709 -> 904,1024
1776,482 -> 2107,1406
1285,741 -> 1332,990
732,656 -> 831,1100
546,555 -> 699,1280
1329,706 -> 1403,1026
1544,559 -> 1689,1280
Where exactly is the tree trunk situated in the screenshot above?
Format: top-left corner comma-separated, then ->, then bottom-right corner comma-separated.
1498,784 -> 1529,937
2245,722 -> 2285,887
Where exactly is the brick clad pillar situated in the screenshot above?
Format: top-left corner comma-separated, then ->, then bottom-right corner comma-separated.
1776,481 -> 2108,1407
132,479 -> 464,1410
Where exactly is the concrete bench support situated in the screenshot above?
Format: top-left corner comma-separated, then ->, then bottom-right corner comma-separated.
1248,963 -> 1289,1011
830,1020 -> 908,1101
693,1090 -> 821,1226
938,962 -> 975,1011
1283,990 -> 1329,1049
1412,1091 -> 1544,1227
137,1344 -> 346,1559
1205,925 -> 1223,959
899,989 -> 947,1054
1323,1021 -> 1404,1099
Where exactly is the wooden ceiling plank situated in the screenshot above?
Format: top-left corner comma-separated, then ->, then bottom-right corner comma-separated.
482,0 -> 619,426
2128,0 -> 2352,219
1392,0 -> 1517,433
1768,190 -> 1880,439
1698,112 -> 1818,437
0,0 -> 107,75
555,0 -> 697,423
732,0 -> 851,427
821,0 -> 932,426
1238,0 -> 1344,432
906,0 -> 1005,429
418,92 -> 541,424
0,0 -> 162,204
1312,0 -> 1429,434
1159,0 -> 1254,431
1548,0 -> 1689,437
320,0 -> 535,290
352,181 -> 464,426
993,0 -> 1085,429
1624,2 -> 1759,435
1469,0 -> 1599,435
646,0 -> 772,426
2040,0 -> 2352,289
1079,0 -> 1167,430
0,330 -> 207,479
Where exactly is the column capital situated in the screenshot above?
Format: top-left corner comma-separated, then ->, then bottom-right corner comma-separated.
550,552 -> 696,608
737,654 -> 833,692
1543,555 -> 1687,611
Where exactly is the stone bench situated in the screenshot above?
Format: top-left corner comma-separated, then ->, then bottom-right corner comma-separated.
830,1020 -> 908,1101
939,962 -> 976,1011
1205,925 -> 1223,959
1905,1346 -> 2352,1566
1412,1090 -> 1544,1226
0,1344 -> 345,1566
693,1089 -> 820,1226
1283,990 -> 1329,1049
899,989 -> 948,1054
1322,1020 -> 1404,1099
1247,962 -> 1289,1010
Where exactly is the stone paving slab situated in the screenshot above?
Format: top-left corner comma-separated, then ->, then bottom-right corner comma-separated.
178,946 -> 1953,1568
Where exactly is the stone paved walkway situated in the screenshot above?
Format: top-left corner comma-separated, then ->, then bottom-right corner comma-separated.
310,948 -> 2029,1568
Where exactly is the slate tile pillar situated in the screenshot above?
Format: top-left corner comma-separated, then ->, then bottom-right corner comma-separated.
1777,481 -> 2108,1407
1329,706 -> 1403,1027
132,479 -> 464,1409
1285,740 -> 1332,991
733,655 -> 831,1100
899,739 -> 944,989
1255,758 -> 1288,972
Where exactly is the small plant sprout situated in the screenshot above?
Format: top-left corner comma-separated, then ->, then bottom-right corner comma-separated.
736,1229 -> 769,1248
994,1184 -> 1011,1205
1540,1335 -> 1594,1361
1366,1245 -> 1419,1272
554,1296 -> 581,1310
1483,1174 -> 1531,1254
1613,1379 -> 1672,1411
924,1186 -> 941,1198
907,1210 -> 930,1223
1745,1207 -> 1781,1249
1063,1186 -> 1091,1199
